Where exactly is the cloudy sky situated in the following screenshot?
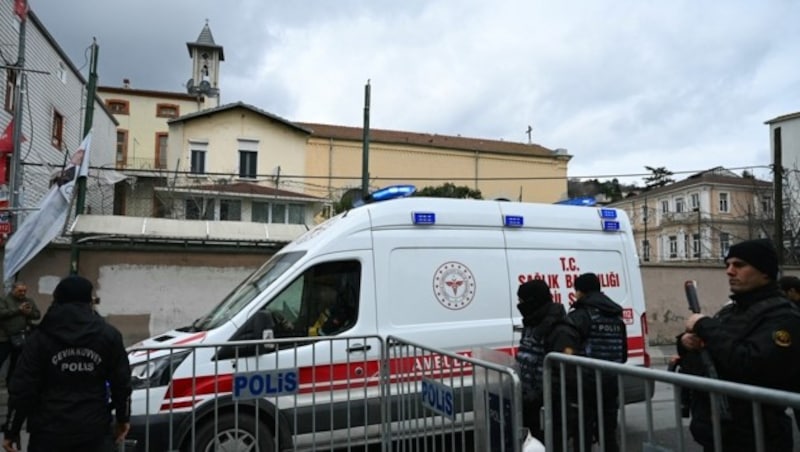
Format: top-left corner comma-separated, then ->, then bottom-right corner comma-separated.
30,0 -> 800,185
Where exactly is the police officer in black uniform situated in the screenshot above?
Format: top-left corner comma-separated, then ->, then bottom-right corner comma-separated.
2,276 -> 132,452
567,272 -> 627,452
681,238 -> 800,452
515,279 -> 581,449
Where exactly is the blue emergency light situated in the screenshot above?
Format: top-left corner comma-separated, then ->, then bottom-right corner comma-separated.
504,215 -> 524,228
602,220 -> 620,232
555,196 -> 597,206
363,184 -> 417,204
412,212 -> 436,225
599,208 -> 617,219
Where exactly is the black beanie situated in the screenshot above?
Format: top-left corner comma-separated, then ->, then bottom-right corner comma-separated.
725,238 -> 779,280
517,279 -> 553,308
53,275 -> 94,304
574,273 -> 601,293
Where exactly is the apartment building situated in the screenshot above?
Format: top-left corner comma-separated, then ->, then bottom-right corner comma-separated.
610,167 -> 772,263
766,111 -> 800,257
1,4 -> 117,230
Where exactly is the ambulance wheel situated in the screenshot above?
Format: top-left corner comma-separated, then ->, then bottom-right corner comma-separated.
193,412 -> 275,452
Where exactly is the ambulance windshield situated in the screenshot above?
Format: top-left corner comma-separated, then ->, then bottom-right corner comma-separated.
189,251 -> 306,331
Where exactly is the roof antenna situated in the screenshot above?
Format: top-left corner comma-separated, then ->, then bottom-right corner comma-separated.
525,125 -> 533,144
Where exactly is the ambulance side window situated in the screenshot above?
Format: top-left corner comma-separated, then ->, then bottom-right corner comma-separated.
265,260 -> 361,339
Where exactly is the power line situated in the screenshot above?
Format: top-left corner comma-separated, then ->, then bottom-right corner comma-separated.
18,163 -> 772,184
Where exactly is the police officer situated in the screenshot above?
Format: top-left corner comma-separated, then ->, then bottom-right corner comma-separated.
2,276 -> 132,452
681,238 -> 800,452
568,272 -> 627,452
515,279 -> 580,449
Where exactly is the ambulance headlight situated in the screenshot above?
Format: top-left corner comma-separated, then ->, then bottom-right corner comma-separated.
131,350 -> 191,390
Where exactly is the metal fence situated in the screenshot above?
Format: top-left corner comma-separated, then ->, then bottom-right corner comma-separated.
126,335 -> 522,452
542,352 -> 800,452
383,335 -> 524,452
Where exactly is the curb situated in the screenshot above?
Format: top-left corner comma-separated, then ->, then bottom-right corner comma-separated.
648,344 -> 675,367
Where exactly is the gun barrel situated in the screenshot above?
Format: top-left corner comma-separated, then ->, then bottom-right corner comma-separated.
684,280 -> 701,313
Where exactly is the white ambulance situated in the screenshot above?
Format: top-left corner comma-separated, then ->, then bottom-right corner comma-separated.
126,189 -> 650,451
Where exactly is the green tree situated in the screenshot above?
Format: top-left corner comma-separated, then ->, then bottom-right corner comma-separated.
416,183 -> 483,199
643,166 -> 675,189
601,178 -> 624,202
332,188 -> 363,214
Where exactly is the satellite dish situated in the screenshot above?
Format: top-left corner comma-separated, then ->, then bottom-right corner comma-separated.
198,80 -> 211,94
186,78 -> 195,94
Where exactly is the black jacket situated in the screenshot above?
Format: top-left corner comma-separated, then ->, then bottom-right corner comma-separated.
516,302 -> 580,401
5,302 -> 132,440
567,291 -> 624,340
686,283 -> 800,451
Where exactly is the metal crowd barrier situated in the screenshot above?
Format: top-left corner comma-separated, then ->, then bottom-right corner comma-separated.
383,336 -> 524,452
542,352 -> 800,452
126,335 -> 523,452
127,335 -> 385,452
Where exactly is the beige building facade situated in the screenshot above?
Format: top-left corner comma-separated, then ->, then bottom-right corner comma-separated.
95,22 -> 571,224
163,102 -> 322,224
610,167 -> 772,263
299,123 -> 570,205
98,85 -> 205,170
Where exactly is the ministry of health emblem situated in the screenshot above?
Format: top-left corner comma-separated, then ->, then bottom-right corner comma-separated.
433,261 -> 476,310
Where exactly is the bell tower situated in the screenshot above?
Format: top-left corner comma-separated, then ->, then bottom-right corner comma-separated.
186,20 -> 224,108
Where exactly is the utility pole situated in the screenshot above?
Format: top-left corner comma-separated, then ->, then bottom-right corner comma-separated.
643,195 -> 649,262
361,80 -> 370,197
774,127 -> 784,265
8,10 -> 27,234
69,38 -> 98,275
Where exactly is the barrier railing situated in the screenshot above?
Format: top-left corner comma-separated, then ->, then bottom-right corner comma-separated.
126,335 -> 523,451
543,352 -> 800,452
383,336 -> 524,452
127,335 -> 385,452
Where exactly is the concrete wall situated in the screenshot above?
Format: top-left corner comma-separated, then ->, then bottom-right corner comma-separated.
641,263 -> 800,345
9,246 -> 798,348
11,245 -> 269,346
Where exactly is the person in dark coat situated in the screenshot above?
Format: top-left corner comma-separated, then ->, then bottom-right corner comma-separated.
515,279 -> 581,449
2,276 -> 132,452
681,238 -> 800,452
567,273 -> 627,452
0,282 -> 41,385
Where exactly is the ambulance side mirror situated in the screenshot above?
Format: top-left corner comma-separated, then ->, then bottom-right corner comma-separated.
215,311 -> 276,360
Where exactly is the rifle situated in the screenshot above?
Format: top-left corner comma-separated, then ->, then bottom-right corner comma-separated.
684,280 -> 731,419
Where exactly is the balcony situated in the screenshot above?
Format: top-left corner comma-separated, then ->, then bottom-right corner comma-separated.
658,211 -> 698,226
116,157 -> 170,172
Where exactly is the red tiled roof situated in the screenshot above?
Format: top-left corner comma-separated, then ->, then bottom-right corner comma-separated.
98,86 -> 201,102
296,122 -> 562,158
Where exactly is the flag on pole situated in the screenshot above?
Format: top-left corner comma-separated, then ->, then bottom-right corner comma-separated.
0,120 -> 27,154
13,0 -> 28,21
3,133 -> 91,282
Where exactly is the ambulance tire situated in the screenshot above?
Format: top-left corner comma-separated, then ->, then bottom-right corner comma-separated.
192,412 -> 275,452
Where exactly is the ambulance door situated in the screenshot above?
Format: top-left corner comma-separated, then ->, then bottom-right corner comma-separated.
373,227 -> 514,352
230,251 -> 381,397
505,231 -> 632,350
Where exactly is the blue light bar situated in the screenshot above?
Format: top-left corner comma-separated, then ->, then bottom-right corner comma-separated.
602,220 -> 620,232
599,208 -> 617,219
504,215 -> 524,228
412,212 -> 436,225
365,184 -> 417,203
554,196 -> 596,206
